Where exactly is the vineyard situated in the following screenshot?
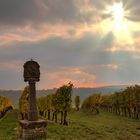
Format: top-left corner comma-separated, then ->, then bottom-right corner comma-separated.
0,96 -> 13,118
81,85 -> 140,119
0,84 -> 140,139
19,82 -> 73,125
18,84 -> 140,125
0,109 -> 140,140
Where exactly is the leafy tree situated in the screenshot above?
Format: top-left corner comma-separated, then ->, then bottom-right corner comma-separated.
46,95 -> 52,120
19,86 -> 29,120
100,85 -> 140,119
51,93 -> 60,123
37,82 -> 73,125
75,96 -> 80,111
56,82 -> 73,125
0,96 -> 13,118
37,94 -> 52,120
81,94 -> 101,114
37,97 -> 46,116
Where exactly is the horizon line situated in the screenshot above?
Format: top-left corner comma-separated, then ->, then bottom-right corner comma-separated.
0,84 -> 137,91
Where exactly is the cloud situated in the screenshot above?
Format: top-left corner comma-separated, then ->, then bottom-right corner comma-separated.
0,32 -> 140,89
0,0 -> 139,47
0,0 -> 140,89
124,0 -> 140,22
0,60 -> 22,70
40,67 -> 96,88
0,0 -> 42,27
0,0 -> 139,28
102,64 -> 119,70
105,43 -> 140,53
0,32 -> 115,89
0,0 -> 85,28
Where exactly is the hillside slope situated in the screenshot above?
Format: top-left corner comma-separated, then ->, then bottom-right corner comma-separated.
0,85 -> 127,107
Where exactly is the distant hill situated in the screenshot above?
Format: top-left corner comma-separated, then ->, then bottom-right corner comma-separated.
72,85 -> 127,101
0,85 -> 127,108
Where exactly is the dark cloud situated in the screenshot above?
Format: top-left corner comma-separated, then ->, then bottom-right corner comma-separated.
0,0 -> 139,28
0,32 -> 114,67
41,0 -> 81,23
0,0 -> 41,26
0,0 -> 83,27
124,0 -> 140,22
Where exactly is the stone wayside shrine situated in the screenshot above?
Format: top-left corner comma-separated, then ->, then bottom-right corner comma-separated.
19,59 -> 47,139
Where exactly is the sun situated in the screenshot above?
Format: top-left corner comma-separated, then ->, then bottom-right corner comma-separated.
100,2 -> 134,43
112,3 -> 124,29
106,2 -> 128,32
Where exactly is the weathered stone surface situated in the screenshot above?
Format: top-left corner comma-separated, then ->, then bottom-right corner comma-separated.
19,120 -> 47,140
19,60 -> 47,140
19,120 -> 47,129
23,60 -> 40,121
28,81 -> 38,121
23,59 -> 40,82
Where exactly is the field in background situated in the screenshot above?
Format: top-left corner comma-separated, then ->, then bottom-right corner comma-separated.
0,110 -> 140,140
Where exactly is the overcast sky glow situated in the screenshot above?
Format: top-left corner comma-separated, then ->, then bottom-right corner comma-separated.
0,0 -> 140,90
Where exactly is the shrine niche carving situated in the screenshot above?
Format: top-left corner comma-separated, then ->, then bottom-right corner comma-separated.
23,59 -> 40,82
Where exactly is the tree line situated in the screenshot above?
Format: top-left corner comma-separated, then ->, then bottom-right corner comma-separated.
81,94 -> 100,114
19,82 -> 73,125
81,85 -> 140,119
0,96 -> 13,118
100,85 -> 140,119
19,84 -> 140,121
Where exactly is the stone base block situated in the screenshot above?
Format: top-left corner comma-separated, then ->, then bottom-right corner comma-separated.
19,119 -> 47,140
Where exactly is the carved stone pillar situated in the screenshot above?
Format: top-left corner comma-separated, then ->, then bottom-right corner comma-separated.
28,80 -> 38,121
19,60 -> 47,140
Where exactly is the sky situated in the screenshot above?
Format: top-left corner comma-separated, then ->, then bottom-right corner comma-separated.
0,0 -> 140,90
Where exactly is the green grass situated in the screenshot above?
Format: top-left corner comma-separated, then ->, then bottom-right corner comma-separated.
0,110 -> 140,140
0,110 -> 18,140
47,111 -> 140,140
